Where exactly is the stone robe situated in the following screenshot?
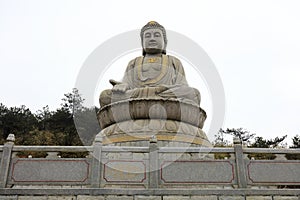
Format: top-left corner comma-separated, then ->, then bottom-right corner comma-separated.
100,55 -> 200,107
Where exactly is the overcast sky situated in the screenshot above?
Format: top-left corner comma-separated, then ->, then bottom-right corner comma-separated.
1,0 -> 300,144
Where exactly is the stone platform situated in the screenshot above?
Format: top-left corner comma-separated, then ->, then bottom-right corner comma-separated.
97,98 -> 209,146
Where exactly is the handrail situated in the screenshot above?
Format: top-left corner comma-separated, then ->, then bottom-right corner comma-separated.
243,148 -> 300,154
0,145 -> 297,154
159,147 -> 234,153
102,146 -> 149,152
12,146 -> 93,152
0,137 -> 299,190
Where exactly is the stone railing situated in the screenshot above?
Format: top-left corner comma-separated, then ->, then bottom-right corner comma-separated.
0,135 -> 299,199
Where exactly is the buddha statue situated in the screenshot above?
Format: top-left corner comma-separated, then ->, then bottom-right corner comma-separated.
97,21 -> 209,147
100,21 -> 201,107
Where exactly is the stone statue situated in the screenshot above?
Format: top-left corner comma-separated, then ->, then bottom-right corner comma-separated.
97,21 -> 210,147
100,21 -> 200,107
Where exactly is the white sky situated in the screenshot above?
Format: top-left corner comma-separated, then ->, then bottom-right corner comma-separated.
0,0 -> 300,144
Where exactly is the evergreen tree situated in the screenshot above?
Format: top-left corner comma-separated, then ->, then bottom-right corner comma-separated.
213,128 -> 230,147
250,135 -> 287,148
61,88 -> 84,117
219,128 -> 255,146
249,135 -> 287,160
0,105 -> 37,144
36,105 -> 52,130
290,135 -> 300,148
74,107 -> 101,145
287,135 -> 300,160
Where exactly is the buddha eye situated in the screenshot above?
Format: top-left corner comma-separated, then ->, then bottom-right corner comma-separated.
154,32 -> 161,37
144,33 -> 151,38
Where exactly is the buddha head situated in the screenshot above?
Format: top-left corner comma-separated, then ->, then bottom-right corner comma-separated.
140,21 -> 167,55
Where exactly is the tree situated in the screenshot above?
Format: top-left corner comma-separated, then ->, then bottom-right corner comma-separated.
220,128 -> 255,146
0,90 -> 94,158
61,88 -> 85,118
46,89 -> 86,146
0,103 -> 8,117
74,107 -> 101,145
35,105 -> 52,130
286,135 -> 300,160
0,103 -> 8,143
47,107 -> 78,146
60,88 -> 100,145
22,130 -> 55,145
250,136 -> 268,148
249,135 -> 287,160
266,135 -> 287,148
290,135 -> 300,148
250,135 -> 287,148
213,129 -> 232,159
213,128 -> 230,147
0,105 -> 38,144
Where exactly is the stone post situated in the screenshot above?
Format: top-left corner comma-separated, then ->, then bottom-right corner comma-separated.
149,136 -> 159,188
0,134 -> 15,188
233,137 -> 247,188
275,153 -> 287,160
46,152 -> 59,158
91,133 -> 103,188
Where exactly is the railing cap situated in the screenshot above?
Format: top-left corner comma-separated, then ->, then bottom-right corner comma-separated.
6,134 -> 15,142
233,137 -> 242,145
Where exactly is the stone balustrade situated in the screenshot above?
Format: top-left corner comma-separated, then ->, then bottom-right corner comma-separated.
0,135 -> 299,199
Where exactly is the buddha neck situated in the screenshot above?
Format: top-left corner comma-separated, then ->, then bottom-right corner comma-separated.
144,53 -> 163,57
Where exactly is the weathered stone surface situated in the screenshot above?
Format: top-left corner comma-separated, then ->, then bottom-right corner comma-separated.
11,158 -> 90,184
102,119 -> 207,138
163,196 -> 190,200
106,196 -> 133,200
100,119 -> 209,146
161,160 -> 235,184
103,160 -> 146,183
246,196 -> 272,200
133,153 -> 148,160
272,197 -> 298,200
47,196 -> 76,200
135,196 -> 161,200
1,195 -> 299,200
247,161 -> 300,185
190,196 -> 217,200
61,186 -> 72,189
18,197 -> 47,200
77,196 -> 105,200
0,196 -> 17,200
219,196 -> 244,200
98,100 -> 206,129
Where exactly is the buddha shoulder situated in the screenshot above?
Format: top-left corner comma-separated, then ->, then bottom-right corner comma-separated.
167,55 -> 182,66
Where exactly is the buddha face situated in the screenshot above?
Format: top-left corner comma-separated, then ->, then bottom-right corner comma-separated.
142,28 -> 165,54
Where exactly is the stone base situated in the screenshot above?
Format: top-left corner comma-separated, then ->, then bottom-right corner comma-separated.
97,98 -> 207,129
99,119 -> 211,147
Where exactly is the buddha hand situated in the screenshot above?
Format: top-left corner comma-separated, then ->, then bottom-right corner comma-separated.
155,85 -> 168,94
112,83 -> 129,93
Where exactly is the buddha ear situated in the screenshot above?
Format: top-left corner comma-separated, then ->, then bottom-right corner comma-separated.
163,43 -> 167,54
141,39 -> 144,48
141,39 -> 146,55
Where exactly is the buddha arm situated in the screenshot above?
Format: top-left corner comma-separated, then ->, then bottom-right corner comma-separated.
170,55 -> 189,86
111,59 -> 136,93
